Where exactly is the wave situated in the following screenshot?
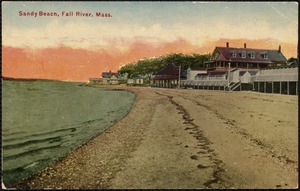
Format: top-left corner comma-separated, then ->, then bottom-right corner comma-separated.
3,158 -> 51,185
4,144 -> 61,160
3,136 -> 62,150
4,117 -> 105,143
3,126 -> 77,142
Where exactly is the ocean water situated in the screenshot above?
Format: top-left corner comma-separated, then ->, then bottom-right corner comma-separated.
2,80 -> 135,186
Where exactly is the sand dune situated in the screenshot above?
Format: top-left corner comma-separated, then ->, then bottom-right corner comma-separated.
13,86 -> 298,189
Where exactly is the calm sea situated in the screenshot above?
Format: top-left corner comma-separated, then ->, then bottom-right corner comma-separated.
2,80 -> 135,186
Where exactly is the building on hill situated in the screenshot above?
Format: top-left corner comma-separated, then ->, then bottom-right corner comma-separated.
204,42 -> 287,69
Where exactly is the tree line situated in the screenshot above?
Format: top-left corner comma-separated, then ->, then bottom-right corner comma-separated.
119,53 -> 212,79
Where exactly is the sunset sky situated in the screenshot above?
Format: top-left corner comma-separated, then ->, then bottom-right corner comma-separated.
2,1 -> 298,81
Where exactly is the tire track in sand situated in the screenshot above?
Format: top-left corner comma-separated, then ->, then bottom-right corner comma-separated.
171,92 -> 297,170
155,92 -> 233,189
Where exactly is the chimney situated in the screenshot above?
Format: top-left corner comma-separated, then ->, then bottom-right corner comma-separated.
244,43 -> 247,48
226,42 -> 229,47
278,45 -> 281,53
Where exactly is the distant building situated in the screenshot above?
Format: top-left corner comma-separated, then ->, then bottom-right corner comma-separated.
152,63 -> 185,88
186,67 -> 207,80
89,70 -> 121,85
180,43 -> 297,95
252,65 -> 298,94
127,75 -> 144,85
205,42 -> 287,69
101,71 -> 119,79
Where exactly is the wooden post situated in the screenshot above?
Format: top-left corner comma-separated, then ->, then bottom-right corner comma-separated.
272,81 -> 274,93
287,81 -> 290,95
178,65 -> 181,88
296,81 -> 298,95
280,81 -> 282,94
228,62 -> 231,89
258,82 -> 260,92
264,82 -> 266,93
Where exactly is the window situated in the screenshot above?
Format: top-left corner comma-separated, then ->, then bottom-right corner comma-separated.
241,51 -> 246,58
250,51 -> 255,59
262,53 -> 268,59
230,50 -> 237,58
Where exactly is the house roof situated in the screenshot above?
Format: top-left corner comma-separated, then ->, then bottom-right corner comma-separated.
239,71 -> 258,76
261,65 -> 298,70
195,68 -> 238,77
102,71 -> 118,78
212,46 -> 287,63
189,67 -> 207,71
208,70 -> 228,75
153,63 -> 179,80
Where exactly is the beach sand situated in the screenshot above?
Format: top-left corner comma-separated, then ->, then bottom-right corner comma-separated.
12,86 -> 298,189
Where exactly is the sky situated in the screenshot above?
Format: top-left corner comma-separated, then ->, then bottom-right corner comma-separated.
2,1 -> 298,81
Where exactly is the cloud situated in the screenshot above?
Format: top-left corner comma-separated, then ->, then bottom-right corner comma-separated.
2,37 -> 296,82
3,16 -> 297,50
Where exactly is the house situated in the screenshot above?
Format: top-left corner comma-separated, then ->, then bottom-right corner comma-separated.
152,63 -> 185,88
127,75 -> 144,85
88,70 -> 120,85
182,68 -> 234,90
99,70 -> 118,84
205,42 -> 287,69
187,67 -> 209,80
178,43 -> 296,95
194,68 -> 231,81
101,71 -> 119,79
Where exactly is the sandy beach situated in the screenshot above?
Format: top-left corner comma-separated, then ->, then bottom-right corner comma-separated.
12,86 -> 298,189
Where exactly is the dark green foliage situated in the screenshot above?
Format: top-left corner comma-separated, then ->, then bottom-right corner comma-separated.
119,53 -> 212,79
287,57 -> 298,66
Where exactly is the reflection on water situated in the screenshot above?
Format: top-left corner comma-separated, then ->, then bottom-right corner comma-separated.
2,80 -> 135,186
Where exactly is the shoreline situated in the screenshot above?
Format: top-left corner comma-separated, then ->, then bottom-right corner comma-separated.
9,86 -> 298,189
2,77 -> 87,83
6,85 -> 137,189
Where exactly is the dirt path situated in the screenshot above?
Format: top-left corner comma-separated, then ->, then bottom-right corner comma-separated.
12,86 -> 298,189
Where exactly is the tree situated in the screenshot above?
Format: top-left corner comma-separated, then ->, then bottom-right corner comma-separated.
287,57 -> 298,66
118,53 -> 212,81
118,63 -> 137,78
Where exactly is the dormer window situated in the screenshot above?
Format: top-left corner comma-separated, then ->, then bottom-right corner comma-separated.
263,54 -> 267,59
261,52 -> 268,59
249,51 -> 255,59
241,51 -> 246,58
230,50 -> 237,58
